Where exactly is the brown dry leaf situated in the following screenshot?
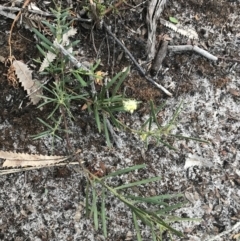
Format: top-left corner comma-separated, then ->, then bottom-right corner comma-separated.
160,18 -> 199,40
95,70 -> 106,86
81,100 -> 92,110
39,28 -> 77,72
0,151 -> 67,168
7,63 -> 18,88
229,88 -> 240,97
81,103 -> 88,110
39,47 -> 56,72
62,27 -> 77,45
99,161 -> 106,176
0,55 -> 5,63
12,60 -> 42,105
233,233 -> 240,239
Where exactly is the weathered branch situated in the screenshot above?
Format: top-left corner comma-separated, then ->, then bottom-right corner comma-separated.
206,221 -> 240,241
103,22 -> 172,96
151,40 -> 169,75
168,45 -> 218,61
0,5 -> 92,22
106,118 -> 124,148
146,0 -> 168,60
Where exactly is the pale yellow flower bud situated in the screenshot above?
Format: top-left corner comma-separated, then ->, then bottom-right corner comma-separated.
122,100 -> 138,113
140,133 -> 148,141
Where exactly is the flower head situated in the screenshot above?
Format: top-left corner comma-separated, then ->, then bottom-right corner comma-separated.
123,99 -> 138,114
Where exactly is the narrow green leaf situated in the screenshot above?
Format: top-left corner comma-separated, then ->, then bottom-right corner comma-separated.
40,41 -> 56,54
132,212 -> 143,241
170,134 -> 209,143
148,116 -> 153,131
91,188 -> 98,230
72,72 -> 88,87
85,182 -> 90,217
169,101 -> 183,126
41,20 -> 56,34
105,71 -> 123,91
102,164 -> 146,179
32,28 -> 53,46
71,40 -> 80,47
141,116 -> 150,130
65,19 -> 75,28
106,108 -> 121,128
47,104 -> 60,119
36,118 -> 53,129
108,107 -> 125,113
36,45 -> 46,57
103,115 -> 112,148
169,16 -> 178,24
158,138 -> 177,151
150,101 -> 161,129
166,217 -> 201,222
94,105 -> 101,133
99,85 -> 107,100
91,59 -> 101,71
111,67 -> 129,98
155,202 -> 187,214
107,94 -> 123,102
101,189 -> 107,237
151,226 -> 157,241
126,193 -> 184,204
31,131 -> 50,140
125,195 -> 169,205
115,176 -> 161,190
143,210 -> 183,237
132,207 -> 152,226
155,101 -> 166,113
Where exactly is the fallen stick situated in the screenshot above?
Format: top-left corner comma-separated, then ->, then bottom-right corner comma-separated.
205,221 -> 240,241
146,0 -> 168,60
106,118 -> 124,148
168,45 -> 218,61
103,22 -> 172,96
54,42 -> 96,96
54,42 -> 90,71
0,5 -> 92,22
151,40 -> 169,75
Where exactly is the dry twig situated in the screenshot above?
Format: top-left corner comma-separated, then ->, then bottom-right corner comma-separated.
151,38 -> 169,75
103,0 -> 125,15
103,22 -> 172,96
206,221 -> 240,241
168,45 -> 218,61
8,0 -> 31,57
146,0 -> 168,60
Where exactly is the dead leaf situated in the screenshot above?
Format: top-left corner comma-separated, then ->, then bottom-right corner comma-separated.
7,63 -> 18,88
195,14 -> 199,21
233,233 -> 240,239
39,47 -> 56,72
62,27 -> 77,45
95,70 -> 107,86
229,88 -> 240,97
0,151 -> 67,168
39,28 -> 77,72
81,103 -> 88,110
160,18 -> 199,40
184,153 -> 213,169
0,55 -> 5,63
12,60 -> 42,105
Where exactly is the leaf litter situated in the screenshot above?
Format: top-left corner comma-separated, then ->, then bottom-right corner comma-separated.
12,60 -> 42,105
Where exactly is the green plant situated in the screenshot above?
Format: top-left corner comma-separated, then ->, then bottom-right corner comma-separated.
31,6 -> 135,148
31,5 -> 204,240
84,163 -> 198,240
